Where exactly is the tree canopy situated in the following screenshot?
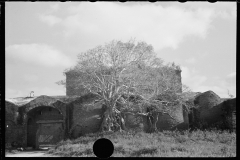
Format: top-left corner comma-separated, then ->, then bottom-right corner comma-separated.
58,39 -> 190,132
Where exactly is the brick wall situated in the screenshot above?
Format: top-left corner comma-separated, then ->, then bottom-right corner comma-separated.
175,69 -> 182,93
66,69 -> 182,96
66,71 -> 89,96
69,95 -> 105,138
5,101 -> 25,147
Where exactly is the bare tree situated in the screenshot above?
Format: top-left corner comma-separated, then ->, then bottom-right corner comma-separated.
58,39 -> 190,132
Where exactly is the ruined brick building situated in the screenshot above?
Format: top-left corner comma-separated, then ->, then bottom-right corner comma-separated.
6,67 -> 234,149
5,68 -> 184,149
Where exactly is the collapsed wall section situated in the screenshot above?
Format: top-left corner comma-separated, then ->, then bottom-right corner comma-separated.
189,91 -> 236,130
123,103 -> 189,132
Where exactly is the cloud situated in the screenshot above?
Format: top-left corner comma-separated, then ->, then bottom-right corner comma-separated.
181,66 -> 197,79
24,74 -> 39,82
40,14 -> 62,26
185,57 -> 196,64
195,80 -> 236,98
39,3 -> 62,26
50,3 -> 60,12
181,66 -> 207,91
227,72 -> 236,78
28,87 -> 66,97
5,87 -> 66,98
210,2 -> 236,20
172,2 -> 236,20
39,2 -> 216,50
5,88 -> 26,98
6,44 -> 73,68
181,66 -> 236,98
215,8 -> 236,20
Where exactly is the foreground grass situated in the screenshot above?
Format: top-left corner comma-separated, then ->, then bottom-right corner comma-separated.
47,129 -> 236,157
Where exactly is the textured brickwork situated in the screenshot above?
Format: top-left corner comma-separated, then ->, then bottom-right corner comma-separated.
66,71 -> 88,96
123,103 -> 189,132
155,104 -> 188,131
221,98 -> 236,131
5,101 -> 24,147
5,67 -> 183,148
66,69 -> 182,96
175,69 -> 182,93
68,94 -> 105,138
5,96 -> 68,148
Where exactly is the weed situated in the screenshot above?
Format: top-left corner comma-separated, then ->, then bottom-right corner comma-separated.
170,146 -> 187,152
131,147 -> 158,157
114,145 -> 126,154
48,130 -> 236,157
175,135 -> 188,143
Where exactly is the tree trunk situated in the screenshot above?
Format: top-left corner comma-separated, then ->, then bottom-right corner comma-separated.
147,111 -> 159,133
151,112 -> 159,132
100,105 -> 126,132
100,108 -> 112,132
120,113 -> 126,131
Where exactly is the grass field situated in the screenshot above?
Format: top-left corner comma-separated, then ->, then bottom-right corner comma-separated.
47,129 -> 236,157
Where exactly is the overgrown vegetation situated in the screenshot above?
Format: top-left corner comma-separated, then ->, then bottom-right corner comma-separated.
47,130 -> 236,157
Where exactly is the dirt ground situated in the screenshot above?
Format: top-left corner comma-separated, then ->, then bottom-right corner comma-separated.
5,150 -> 59,157
5,147 -> 60,157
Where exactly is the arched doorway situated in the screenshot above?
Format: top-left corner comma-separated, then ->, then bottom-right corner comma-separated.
27,106 -> 64,148
27,118 -> 37,147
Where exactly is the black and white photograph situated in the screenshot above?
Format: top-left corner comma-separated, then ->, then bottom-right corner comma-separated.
5,2 -> 236,157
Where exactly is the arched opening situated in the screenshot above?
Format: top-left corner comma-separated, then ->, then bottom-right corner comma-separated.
27,118 -> 36,147
188,107 -> 198,130
27,106 -> 64,148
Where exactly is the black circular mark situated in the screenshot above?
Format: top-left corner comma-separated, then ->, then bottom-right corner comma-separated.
178,0 -> 187,3
208,0 -> 217,3
93,138 -> 114,158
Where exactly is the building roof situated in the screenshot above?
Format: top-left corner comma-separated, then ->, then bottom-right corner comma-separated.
5,95 -> 80,106
6,97 -> 36,106
6,92 -> 233,107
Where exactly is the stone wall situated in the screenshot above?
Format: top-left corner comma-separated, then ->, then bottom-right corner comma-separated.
189,91 -> 236,130
66,71 -> 88,96
5,96 -> 68,148
156,104 -> 188,131
6,92 -> 192,147
220,98 -> 236,131
175,69 -> 182,93
123,103 -> 189,133
5,101 -> 24,148
124,112 -> 145,132
68,94 -> 105,139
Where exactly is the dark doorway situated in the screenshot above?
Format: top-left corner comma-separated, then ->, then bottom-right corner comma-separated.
27,106 -> 64,148
27,118 -> 37,148
37,122 -> 64,147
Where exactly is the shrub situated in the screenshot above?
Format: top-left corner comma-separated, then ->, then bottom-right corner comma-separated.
114,145 -> 126,154
130,147 -> 158,157
170,146 -> 187,152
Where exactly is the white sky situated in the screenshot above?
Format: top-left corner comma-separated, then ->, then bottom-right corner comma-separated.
5,2 -> 236,98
